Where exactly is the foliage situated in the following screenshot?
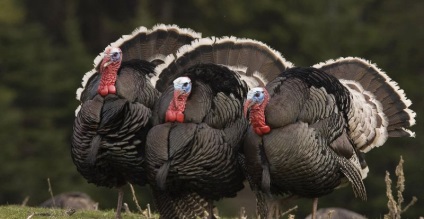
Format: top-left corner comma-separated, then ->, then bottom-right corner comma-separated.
0,0 -> 422,218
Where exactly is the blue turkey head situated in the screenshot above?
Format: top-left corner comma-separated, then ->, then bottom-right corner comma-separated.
173,77 -> 192,95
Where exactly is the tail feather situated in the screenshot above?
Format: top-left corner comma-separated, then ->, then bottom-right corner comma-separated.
314,57 -> 415,152
76,24 -> 201,102
111,24 -> 201,63
154,36 -> 293,92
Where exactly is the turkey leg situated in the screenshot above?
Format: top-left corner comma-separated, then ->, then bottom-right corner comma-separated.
115,187 -> 124,219
311,198 -> 318,219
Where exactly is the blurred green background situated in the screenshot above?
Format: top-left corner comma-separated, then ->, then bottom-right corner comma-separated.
0,0 -> 422,218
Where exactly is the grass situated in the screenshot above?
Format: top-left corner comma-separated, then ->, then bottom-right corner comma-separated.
0,205 -> 157,219
384,156 -> 418,219
1,157 -> 417,219
0,205 -> 239,219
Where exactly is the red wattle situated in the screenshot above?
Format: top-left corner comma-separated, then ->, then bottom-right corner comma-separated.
166,90 -> 189,123
98,86 -> 108,97
254,127 -> 263,136
166,110 -> 176,122
98,48 -> 121,97
254,126 -> 271,136
108,85 -> 116,94
165,110 -> 185,123
176,112 -> 185,123
246,89 -> 271,136
260,125 -> 271,134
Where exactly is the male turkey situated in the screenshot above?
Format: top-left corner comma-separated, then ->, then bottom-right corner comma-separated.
144,37 -> 294,218
71,24 -> 201,219
243,57 -> 416,218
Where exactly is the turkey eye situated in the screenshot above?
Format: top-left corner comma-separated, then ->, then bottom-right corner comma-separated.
254,92 -> 260,97
112,52 -> 119,57
183,82 -> 188,87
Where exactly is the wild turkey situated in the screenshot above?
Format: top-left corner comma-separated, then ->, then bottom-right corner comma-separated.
243,57 -> 416,218
144,37 -> 293,218
71,24 -> 201,219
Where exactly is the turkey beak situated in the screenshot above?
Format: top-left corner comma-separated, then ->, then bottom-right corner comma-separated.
243,99 -> 253,118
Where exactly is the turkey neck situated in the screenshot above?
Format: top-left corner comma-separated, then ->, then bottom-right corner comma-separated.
98,60 -> 121,96
249,105 -> 267,129
169,91 -> 189,112
165,91 -> 189,122
248,91 -> 271,136
100,65 -> 119,86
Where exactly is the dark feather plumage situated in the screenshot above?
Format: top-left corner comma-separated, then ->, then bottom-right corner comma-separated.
244,59 -> 415,218
71,24 -> 201,219
146,65 -> 247,218
145,37 -> 292,218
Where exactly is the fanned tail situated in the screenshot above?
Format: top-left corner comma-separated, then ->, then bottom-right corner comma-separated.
152,189 -> 213,219
76,24 -> 201,103
153,36 -> 294,92
110,24 -> 202,63
314,57 -> 416,152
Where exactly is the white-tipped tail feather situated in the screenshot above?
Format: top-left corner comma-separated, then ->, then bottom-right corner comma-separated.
153,36 -> 294,91
315,57 -> 416,153
342,79 -> 389,152
75,24 -> 201,116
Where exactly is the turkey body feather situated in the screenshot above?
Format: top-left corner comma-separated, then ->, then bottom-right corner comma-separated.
245,67 -> 365,199
243,59 -> 415,219
145,37 -> 293,218
71,24 -> 201,219
72,60 -> 156,187
146,64 -> 248,218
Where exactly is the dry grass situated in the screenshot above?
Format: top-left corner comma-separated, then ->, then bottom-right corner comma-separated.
0,205 -> 154,219
10,156 -> 419,219
47,178 -> 56,208
383,156 -> 418,219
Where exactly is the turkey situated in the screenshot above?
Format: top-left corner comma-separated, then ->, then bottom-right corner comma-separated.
71,24 -> 201,219
243,57 -> 416,219
144,36 -> 293,218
